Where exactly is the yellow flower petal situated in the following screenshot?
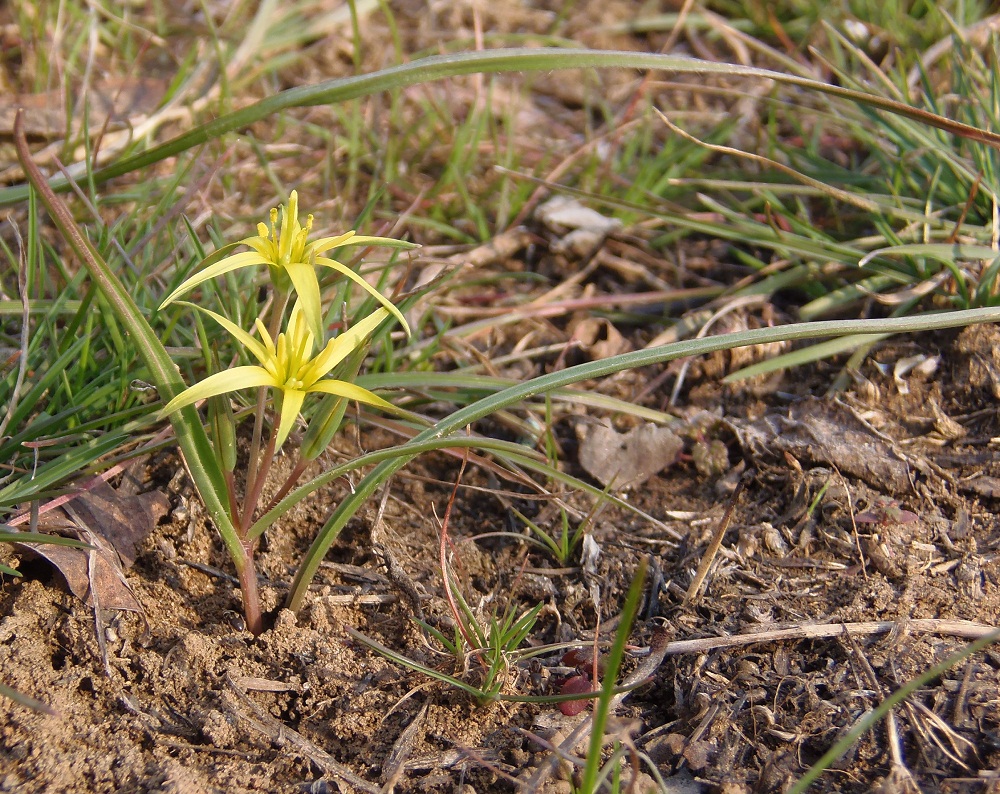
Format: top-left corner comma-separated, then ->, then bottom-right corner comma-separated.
273,388 -> 307,451
284,301 -> 316,361
283,260 -> 325,342
242,236 -> 279,262
314,256 -> 411,337
160,366 -> 275,416
255,318 -> 277,360
279,191 -> 299,265
159,251 -> 270,310
308,379 -> 399,412
307,230 -> 357,255
329,235 -> 420,251
307,307 -> 389,383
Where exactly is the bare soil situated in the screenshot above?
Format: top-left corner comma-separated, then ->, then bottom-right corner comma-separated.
4,295 -> 1000,794
3,2 -> 1000,793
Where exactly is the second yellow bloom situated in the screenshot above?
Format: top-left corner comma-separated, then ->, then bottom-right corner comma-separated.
161,301 -> 397,452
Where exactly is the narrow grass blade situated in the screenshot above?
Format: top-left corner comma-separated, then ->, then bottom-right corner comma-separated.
579,556 -> 647,794
356,372 -> 677,425
247,435 -> 545,540
3,48 -> 999,209
724,333 -> 891,382
12,114 -> 246,573
859,243 -> 1000,269
286,306 -> 1000,611
346,627 -> 639,706
0,683 -> 56,715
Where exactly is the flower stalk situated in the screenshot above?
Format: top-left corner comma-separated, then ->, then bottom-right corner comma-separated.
17,115 -> 414,635
151,194 -> 412,633
243,292 -> 289,526
13,110 -> 255,609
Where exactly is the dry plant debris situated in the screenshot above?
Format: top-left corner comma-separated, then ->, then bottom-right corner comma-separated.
1,2 -> 1000,793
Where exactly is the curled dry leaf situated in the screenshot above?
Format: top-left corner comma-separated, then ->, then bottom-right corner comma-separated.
57,478 -> 171,568
567,316 -> 631,361
15,477 -> 169,613
20,530 -> 142,614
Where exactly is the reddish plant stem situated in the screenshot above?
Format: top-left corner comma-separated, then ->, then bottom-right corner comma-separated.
224,470 -> 240,525
235,540 -> 263,636
242,432 -> 277,534
242,291 -> 289,521
439,453 -> 477,652
262,456 -> 310,515
242,388 -> 271,523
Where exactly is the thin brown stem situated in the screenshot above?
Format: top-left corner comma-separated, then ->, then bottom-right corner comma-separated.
242,291 -> 289,522
242,431 -> 278,534
440,453 -> 477,653
262,456 -> 310,515
224,470 -> 240,523
235,542 -> 263,636
242,388 -> 270,520
684,471 -> 749,605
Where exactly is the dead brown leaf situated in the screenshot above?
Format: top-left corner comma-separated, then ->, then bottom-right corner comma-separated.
576,421 -> 684,489
14,475 -> 168,613
732,398 -> 911,492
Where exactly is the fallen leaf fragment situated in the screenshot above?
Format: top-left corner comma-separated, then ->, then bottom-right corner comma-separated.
577,421 -> 683,489
17,528 -> 142,614
732,399 -> 910,493
13,474 -> 168,613
60,478 -> 170,568
536,196 -> 622,235
567,316 -> 631,360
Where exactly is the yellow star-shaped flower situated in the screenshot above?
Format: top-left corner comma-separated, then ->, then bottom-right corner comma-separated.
161,301 -> 397,451
159,191 -> 416,342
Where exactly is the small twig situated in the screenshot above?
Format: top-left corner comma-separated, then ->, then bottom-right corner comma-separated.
379,704 -> 427,791
86,535 -> 112,677
176,558 -> 239,585
224,673 -> 379,794
953,658 -> 976,727
660,618 -> 998,657
684,471 -> 750,605
315,593 -> 397,606
906,697 -> 976,766
371,484 -> 424,620
841,624 -> 910,778
837,466 -> 869,581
